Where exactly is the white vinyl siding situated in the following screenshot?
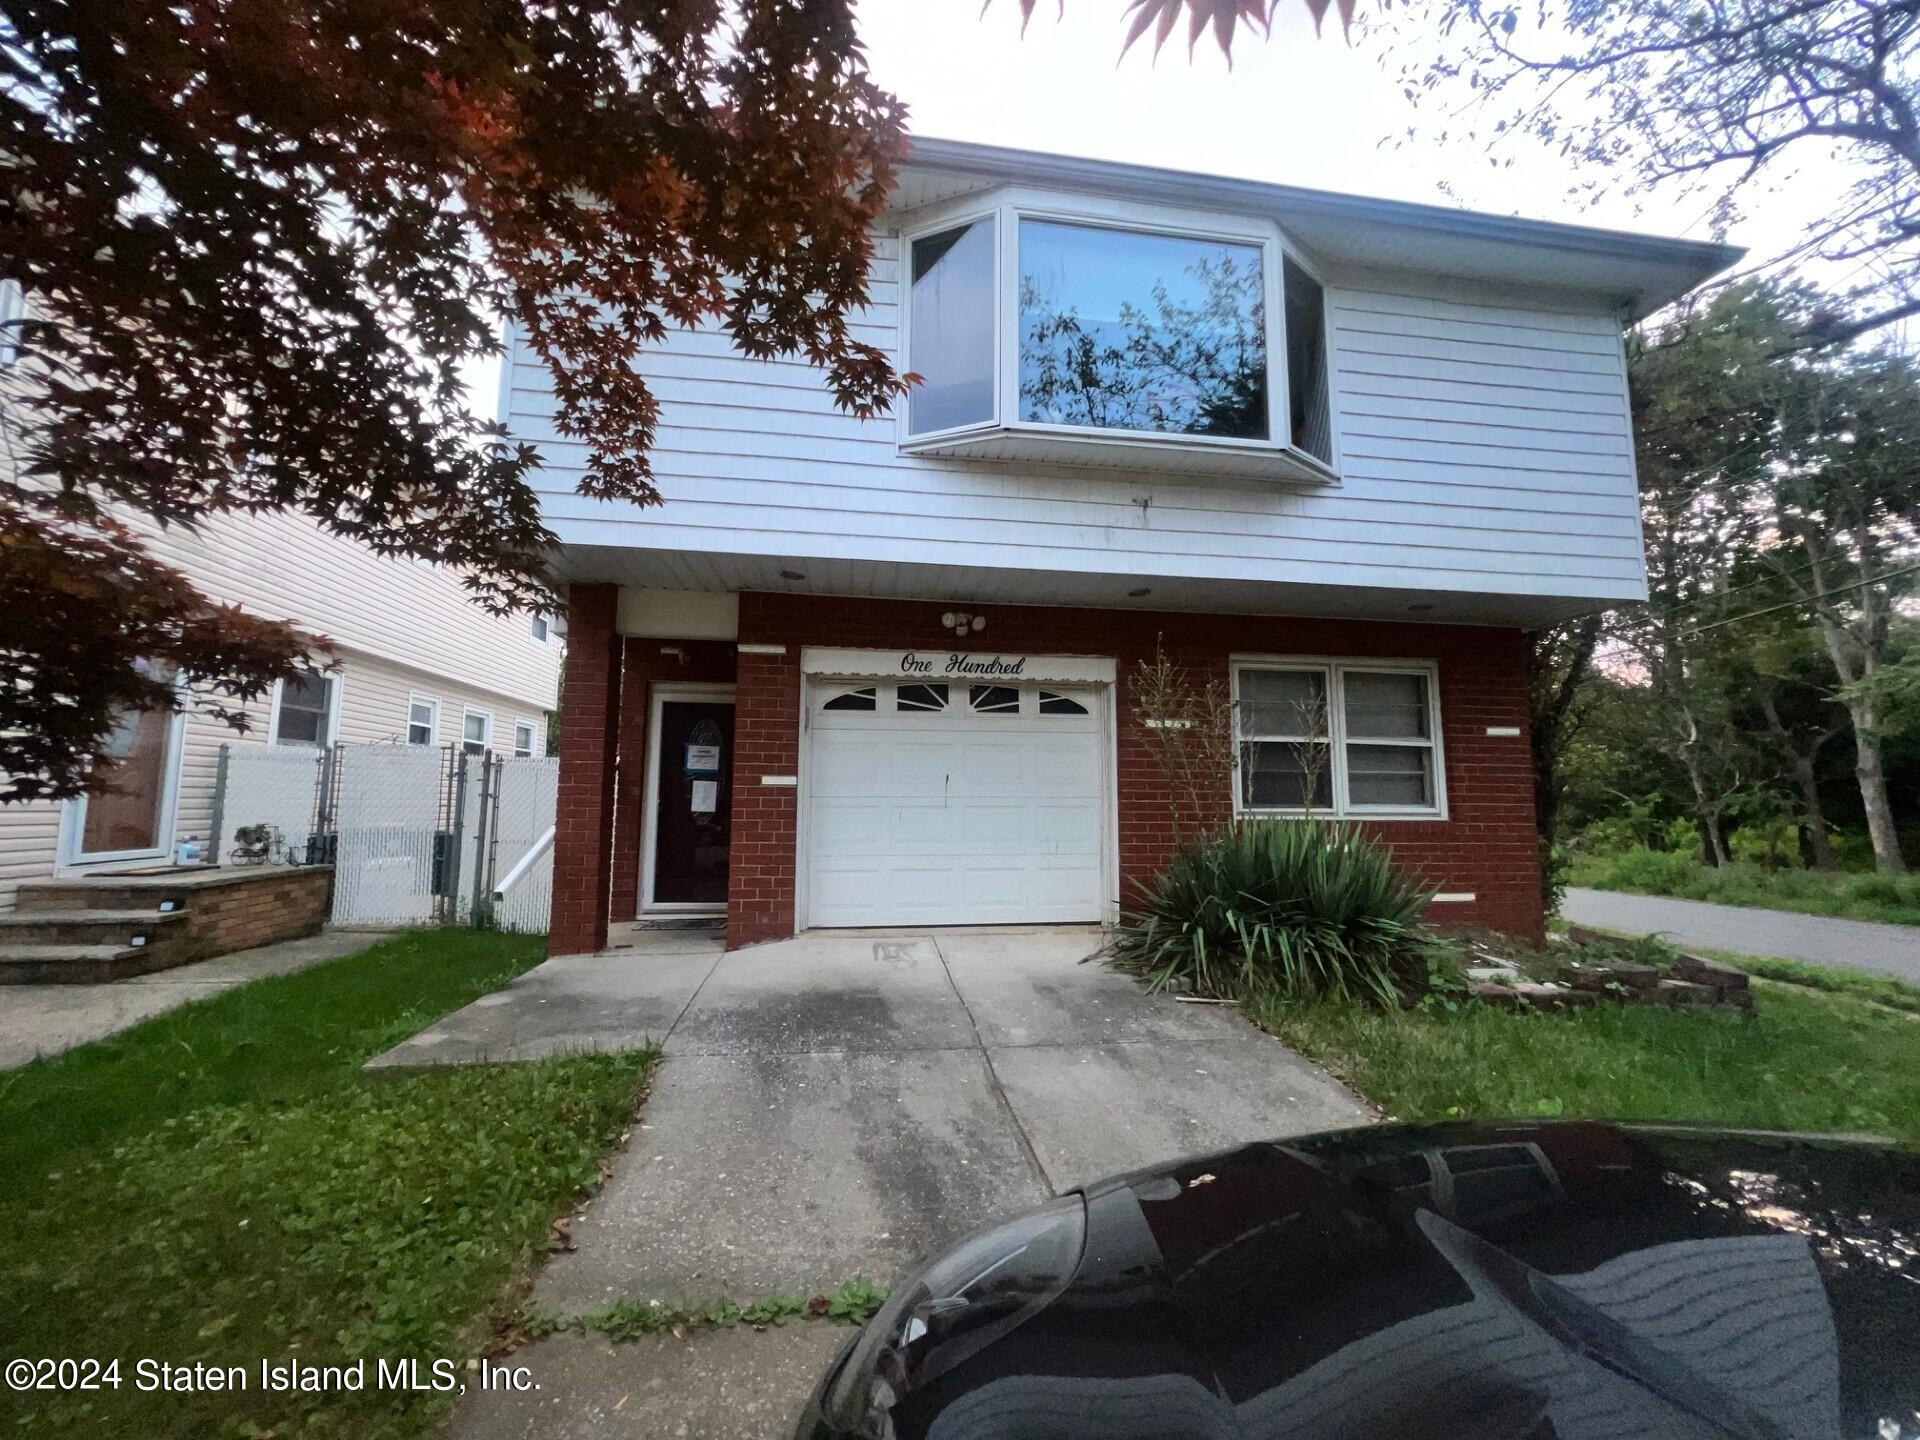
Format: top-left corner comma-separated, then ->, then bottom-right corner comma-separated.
505,244 -> 1643,605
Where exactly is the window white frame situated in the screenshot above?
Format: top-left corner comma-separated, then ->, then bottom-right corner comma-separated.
529,615 -> 551,644
896,186 -> 1341,479
268,670 -> 341,749
406,694 -> 441,747
512,718 -> 538,758
461,707 -> 493,756
1231,657 -> 1446,821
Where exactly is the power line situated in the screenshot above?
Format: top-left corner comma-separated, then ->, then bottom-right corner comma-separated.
1674,561 -> 1920,639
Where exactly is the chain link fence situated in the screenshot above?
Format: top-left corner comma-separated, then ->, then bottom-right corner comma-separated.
212,741 -> 556,932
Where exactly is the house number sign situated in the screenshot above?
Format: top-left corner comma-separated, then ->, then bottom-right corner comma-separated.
799,647 -> 1118,687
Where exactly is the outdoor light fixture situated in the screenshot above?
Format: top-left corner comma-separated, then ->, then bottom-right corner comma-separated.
779,569 -> 806,581
940,612 -> 987,638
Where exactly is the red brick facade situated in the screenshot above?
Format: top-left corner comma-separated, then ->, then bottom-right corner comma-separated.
551,589 -> 1544,955
548,584 -> 623,957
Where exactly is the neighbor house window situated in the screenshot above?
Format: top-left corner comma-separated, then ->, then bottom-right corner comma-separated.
273,672 -> 335,748
406,696 -> 439,746
462,708 -> 492,756
530,615 -> 550,643
513,720 -> 536,758
1019,219 -> 1267,440
907,219 -> 996,435
1233,662 -> 1443,818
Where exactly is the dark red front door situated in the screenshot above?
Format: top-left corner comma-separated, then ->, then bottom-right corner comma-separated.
652,700 -> 734,905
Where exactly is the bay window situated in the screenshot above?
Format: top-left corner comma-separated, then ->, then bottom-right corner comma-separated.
902,194 -> 1335,479
1233,661 -> 1443,818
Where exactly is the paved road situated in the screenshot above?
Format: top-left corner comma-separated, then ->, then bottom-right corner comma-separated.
377,926 -> 1372,1439
1563,888 -> 1920,983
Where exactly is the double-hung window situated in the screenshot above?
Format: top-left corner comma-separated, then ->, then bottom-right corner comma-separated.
406,696 -> 440,746
902,195 -> 1335,477
462,708 -> 492,756
512,720 -> 537,758
273,671 -> 336,748
1234,661 -> 1443,819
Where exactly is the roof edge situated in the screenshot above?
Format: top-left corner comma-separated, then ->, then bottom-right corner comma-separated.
902,136 -> 1745,279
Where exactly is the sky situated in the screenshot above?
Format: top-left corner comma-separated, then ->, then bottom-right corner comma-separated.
854,0 -> 1839,265
470,1 -> 1861,418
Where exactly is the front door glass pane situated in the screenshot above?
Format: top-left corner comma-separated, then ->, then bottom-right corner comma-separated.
653,701 -> 733,905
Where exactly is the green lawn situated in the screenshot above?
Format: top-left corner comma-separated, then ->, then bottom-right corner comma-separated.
0,931 -> 657,1439
1255,978 -> 1920,1143
1569,849 -> 1920,926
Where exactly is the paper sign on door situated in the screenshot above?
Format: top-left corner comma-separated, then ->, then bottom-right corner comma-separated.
690,780 -> 718,814
684,742 -> 721,776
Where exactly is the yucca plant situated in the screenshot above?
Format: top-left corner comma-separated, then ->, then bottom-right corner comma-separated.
1112,819 -> 1434,1007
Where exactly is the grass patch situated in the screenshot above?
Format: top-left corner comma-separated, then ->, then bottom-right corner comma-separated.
1254,980 -> 1920,1143
0,930 -> 657,1439
1569,849 -> 1920,927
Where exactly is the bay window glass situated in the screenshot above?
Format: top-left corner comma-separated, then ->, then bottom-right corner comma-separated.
1018,219 -> 1267,440
908,221 -> 995,434
1283,256 -> 1332,464
1235,663 -> 1442,816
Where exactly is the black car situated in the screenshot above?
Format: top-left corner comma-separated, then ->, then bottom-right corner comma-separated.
799,1121 -> 1920,1440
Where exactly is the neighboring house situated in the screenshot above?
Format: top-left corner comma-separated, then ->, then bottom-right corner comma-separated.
0,498 -> 562,912
502,138 -> 1740,955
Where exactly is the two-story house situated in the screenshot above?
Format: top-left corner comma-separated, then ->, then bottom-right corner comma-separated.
508,140 -> 1738,955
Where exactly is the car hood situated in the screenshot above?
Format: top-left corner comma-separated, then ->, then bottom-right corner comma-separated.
1072,1121 -> 1920,1440
900,1122 -> 1920,1440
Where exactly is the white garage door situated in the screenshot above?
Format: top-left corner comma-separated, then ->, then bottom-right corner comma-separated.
806,678 -> 1107,927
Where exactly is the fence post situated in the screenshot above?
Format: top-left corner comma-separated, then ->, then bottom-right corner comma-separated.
209,744 -> 229,867
469,752 -> 496,923
444,745 -> 468,924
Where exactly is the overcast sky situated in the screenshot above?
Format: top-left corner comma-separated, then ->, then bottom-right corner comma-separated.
475,3 -> 1861,418
856,0 -> 1840,266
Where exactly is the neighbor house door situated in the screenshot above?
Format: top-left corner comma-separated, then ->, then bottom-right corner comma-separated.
643,687 -> 735,910
64,700 -> 186,867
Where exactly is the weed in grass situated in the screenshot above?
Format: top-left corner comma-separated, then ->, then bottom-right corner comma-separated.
546,1282 -> 886,1344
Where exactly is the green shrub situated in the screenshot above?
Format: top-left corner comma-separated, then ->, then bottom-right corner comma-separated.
1112,820 -> 1434,1007
1601,847 -> 1703,894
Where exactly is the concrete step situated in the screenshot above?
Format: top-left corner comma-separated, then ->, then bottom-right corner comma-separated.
15,879 -> 195,914
0,943 -> 183,985
0,909 -> 186,948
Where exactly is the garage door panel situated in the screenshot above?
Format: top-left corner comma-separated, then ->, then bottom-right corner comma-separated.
806,680 -> 1108,928
1036,801 -> 1101,854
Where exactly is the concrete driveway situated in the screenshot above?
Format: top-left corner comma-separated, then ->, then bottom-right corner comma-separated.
372,926 -> 1372,1438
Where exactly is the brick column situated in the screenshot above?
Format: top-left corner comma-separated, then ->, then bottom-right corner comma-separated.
725,647 -> 800,948
548,584 -> 622,956
608,638 -> 652,922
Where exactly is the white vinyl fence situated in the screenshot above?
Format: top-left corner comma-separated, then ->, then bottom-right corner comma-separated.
211,740 -> 556,932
